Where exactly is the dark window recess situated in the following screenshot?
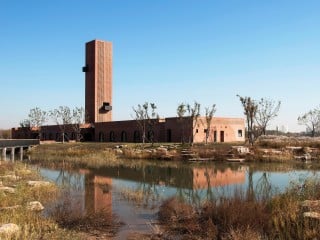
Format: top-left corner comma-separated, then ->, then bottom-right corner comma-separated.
238,129 -> 243,137
82,65 -> 89,72
101,102 -> 112,112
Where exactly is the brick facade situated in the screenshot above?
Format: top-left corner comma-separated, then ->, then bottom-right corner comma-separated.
84,40 -> 112,123
94,117 -> 245,143
12,39 -> 245,143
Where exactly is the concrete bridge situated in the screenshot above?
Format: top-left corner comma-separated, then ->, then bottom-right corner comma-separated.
0,139 -> 40,161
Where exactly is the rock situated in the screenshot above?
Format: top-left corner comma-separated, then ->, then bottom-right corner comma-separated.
115,144 -> 127,149
27,181 -> 51,187
0,223 -> 20,237
168,145 -> 177,150
0,175 -> 21,181
303,147 -> 312,153
231,146 -> 250,154
301,200 -> 320,209
0,181 -> 2,186
294,153 -> 312,162
0,186 -> 15,194
135,150 -> 142,154
303,211 -> 320,220
114,149 -> 123,154
27,201 -> 44,211
157,147 -> 168,154
0,205 -> 21,211
18,169 -> 32,175
304,153 -> 311,161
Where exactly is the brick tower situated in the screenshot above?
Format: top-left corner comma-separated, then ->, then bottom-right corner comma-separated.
83,40 -> 112,123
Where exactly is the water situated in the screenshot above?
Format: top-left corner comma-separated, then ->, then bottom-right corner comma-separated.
37,161 -> 320,238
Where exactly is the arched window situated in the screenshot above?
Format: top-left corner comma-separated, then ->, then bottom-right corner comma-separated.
121,131 -> 127,142
147,130 -> 154,142
56,133 -> 60,141
166,129 -> 172,142
99,132 -> 105,142
133,130 -> 140,142
64,133 -> 69,142
109,131 -> 115,142
71,132 -> 76,140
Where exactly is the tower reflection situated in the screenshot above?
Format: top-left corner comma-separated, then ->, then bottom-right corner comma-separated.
84,172 -> 113,215
80,164 -> 247,213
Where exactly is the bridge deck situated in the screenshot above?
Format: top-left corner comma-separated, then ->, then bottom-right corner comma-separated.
0,139 -> 40,148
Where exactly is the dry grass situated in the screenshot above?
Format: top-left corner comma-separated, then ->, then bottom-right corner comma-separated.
29,143 -> 118,168
158,197 -> 206,239
49,191 -> 121,238
30,138 -> 320,165
0,162 -> 90,240
221,226 -> 263,240
157,177 -> 320,240
29,143 -> 184,171
257,135 -> 320,149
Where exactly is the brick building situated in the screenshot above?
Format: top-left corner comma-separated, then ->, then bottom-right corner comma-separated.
12,39 -> 245,143
83,40 -> 112,123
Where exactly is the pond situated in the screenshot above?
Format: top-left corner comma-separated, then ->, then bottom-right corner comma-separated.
37,160 -> 320,239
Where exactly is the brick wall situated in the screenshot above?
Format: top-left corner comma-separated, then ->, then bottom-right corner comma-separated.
85,40 -> 112,123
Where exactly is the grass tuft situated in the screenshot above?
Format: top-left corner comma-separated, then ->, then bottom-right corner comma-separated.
157,176 -> 320,240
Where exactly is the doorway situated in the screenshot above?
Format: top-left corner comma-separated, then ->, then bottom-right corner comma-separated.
220,131 -> 224,143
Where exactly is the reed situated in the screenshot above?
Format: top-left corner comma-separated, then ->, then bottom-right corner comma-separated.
118,186 -> 162,208
48,190 -> 121,238
157,176 -> 320,240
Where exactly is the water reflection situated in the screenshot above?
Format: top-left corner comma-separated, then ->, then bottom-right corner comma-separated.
192,166 -> 246,189
44,165 -> 248,210
39,162 -> 320,238
84,174 -> 112,214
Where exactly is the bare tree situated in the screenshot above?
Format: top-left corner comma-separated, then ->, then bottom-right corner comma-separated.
177,103 -> 187,143
28,107 -> 47,128
25,107 -> 47,139
20,119 -> 31,128
237,95 -> 258,145
255,98 -> 281,135
298,107 -> 320,137
72,107 -> 85,141
186,101 -> 201,145
177,102 -> 202,145
204,104 -> 216,144
132,102 -> 158,144
50,106 -> 72,143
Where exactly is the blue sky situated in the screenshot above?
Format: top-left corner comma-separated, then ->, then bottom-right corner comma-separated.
1,0 -> 319,132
